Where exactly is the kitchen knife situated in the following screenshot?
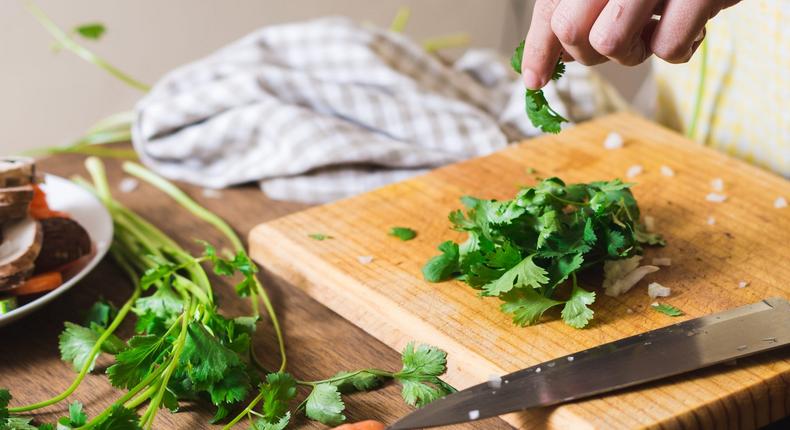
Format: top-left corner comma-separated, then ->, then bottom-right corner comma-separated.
388,297 -> 790,430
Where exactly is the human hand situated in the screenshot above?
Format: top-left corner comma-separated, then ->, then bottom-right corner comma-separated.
520,0 -> 742,89
333,420 -> 386,430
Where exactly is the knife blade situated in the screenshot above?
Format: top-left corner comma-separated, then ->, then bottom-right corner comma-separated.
388,297 -> 790,430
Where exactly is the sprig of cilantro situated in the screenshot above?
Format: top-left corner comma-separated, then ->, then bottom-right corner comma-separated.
424,177 -> 663,328
510,41 -> 568,133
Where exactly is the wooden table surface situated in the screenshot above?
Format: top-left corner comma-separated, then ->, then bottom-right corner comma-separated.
0,151 -> 512,429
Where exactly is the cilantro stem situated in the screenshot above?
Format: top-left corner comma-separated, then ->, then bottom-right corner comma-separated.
296,369 -> 394,387
687,38 -> 708,139
139,296 -> 194,429
547,193 -> 589,207
10,261 -> 142,413
123,384 -> 158,410
23,0 -> 150,91
222,390 -> 265,430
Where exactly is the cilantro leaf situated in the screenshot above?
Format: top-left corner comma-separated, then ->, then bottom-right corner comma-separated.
511,41 -> 568,133
74,23 -> 105,40
68,401 -> 87,427
304,383 -> 345,426
2,417 -> 38,429
207,367 -> 249,406
652,303 -> 684,317
422,241 -> 460,282
252,412 -> 290,430
308,233 -> 333,241
107,334 -> 172,389
394,343 -> 453,407
482,255 -> 549,296
389,227 -> 417,241
178,323 -> 241,389
561,284 -> 596,328
84,299 -> 117,329
92,405 -> 140,430
260,372 -> 297,422
1,388 -> 10,422
59,322 -> 124,372
500,289 -> 563,326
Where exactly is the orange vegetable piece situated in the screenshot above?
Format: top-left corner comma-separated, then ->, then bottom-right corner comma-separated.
333,421 -> 386,430
7,272 -> 63,296
29,183 -> 68,220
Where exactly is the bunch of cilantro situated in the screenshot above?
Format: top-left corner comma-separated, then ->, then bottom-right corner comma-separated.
1,158 -> 453,430
423,177 -> 663,328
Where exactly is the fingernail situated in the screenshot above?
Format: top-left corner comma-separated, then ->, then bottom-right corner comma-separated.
694,30 -> 705,42
522,68 -> 543,89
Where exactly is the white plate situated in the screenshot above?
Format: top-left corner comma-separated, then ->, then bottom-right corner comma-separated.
0,174 -> 113,327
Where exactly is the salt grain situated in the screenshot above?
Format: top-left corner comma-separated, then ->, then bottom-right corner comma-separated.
567,356 -> 574,362
626,164 -> 643,178
202,188 -> 223,199
651,302 -> 660,307
468,410 -> 480,420
705,193 -> 727,203
706,216 -> 716,226
643,216 -> 655,231
357,255 -> 374,265
487,375 -> 502,390
710,178 -> 724,192
603,132 -> 624,150
118,177 -> 139,193
660,165 -> 675,177
651,257 -> 671,266
648,282 -> 671,299
534,367 -> 541,373
738,280 -> 749,289
626,308 -> 634,314
774,197 -> 788,209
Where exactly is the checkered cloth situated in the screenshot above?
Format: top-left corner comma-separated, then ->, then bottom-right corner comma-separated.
133,17 -> 613,203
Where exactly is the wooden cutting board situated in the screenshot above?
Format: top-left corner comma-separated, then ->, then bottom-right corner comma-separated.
249,113 -> 790,429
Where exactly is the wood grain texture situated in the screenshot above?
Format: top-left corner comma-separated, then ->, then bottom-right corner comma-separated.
0,150 -> 512,429
249,113 -> 790,430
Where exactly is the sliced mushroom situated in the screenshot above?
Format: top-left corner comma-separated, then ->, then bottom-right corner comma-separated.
34,217 -> 92,273
0,217 -> 42,290
0,185 -> 34,223
0,156 -> 36,188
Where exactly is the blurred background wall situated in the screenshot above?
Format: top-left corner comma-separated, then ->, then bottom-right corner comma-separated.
1,0 -> 649,154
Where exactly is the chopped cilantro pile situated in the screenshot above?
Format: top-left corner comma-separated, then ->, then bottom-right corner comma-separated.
511,41 -> 568,133
423,177 -> 663,328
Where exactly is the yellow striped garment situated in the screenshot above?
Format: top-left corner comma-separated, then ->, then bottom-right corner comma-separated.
653,1 -> 789,176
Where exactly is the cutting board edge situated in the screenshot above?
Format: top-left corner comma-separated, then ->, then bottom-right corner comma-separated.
249,223 -> 599,430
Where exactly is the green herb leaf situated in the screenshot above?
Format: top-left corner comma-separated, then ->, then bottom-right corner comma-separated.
252,412 -> 290,430
59,322 -> 124,372
482,255 -> 549,296
389,227 -> 417,241
2,417 -> 38,429
652,303 -> 684,317
74,23 -> 105,40
260,372 -> 297,422
92,405 -> 140,430
561,284 -> 596,328
500,289 -> 563,326
308,233 -> 333,241
511,41 -> 568,133
394,343 -> 453,407
1,388 -> 11,422
68,401 -> 88,427
304,383 -> 345,426
107,334 -> 172,389
422,241 -> 460,282
84,299 -> 117,329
